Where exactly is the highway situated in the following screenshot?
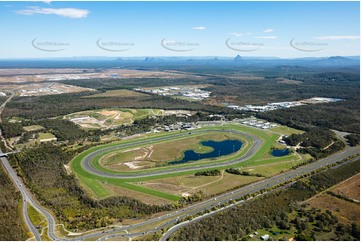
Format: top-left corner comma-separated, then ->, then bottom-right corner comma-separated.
0,89 -> 358,242
72,145 -> 359,241
80,129 -> 264,178
160,147 -> 360,241
0,92 -> 58,241
0,156 -> 59,241
0,91 -> 14,123
0,138 -> 358,241
0,156 -> 41,240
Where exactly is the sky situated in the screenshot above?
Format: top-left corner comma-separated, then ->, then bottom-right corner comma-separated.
0,1 -> 359,58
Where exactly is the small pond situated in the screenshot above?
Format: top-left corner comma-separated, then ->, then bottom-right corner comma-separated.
169,139 -> 243,165
271,148 -> 290,157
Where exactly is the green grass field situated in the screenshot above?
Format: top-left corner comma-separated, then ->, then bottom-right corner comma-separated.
99,132 -> 243,171
37,132 -> 57,141
23,125 -> 45,132
27,203 -> 47,233
270,125 -> 304,136
70,124 -> 303,204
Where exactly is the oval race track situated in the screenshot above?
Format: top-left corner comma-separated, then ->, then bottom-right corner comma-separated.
78,129 -> 264,179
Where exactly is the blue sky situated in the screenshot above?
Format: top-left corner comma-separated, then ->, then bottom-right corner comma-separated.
0,1 -> 359,58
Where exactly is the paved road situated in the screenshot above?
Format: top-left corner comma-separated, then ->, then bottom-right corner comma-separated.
1,101 -> 358,242
160,147 -> 360,241
0,91 -> 15,123
0,91 -> 51,240
0,154 -> 58,240
0,156 -> 42,240
80,129 -> 264,178
73,146 -> 359,241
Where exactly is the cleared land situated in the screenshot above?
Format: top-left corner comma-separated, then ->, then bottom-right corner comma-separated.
84,89 -> 148,98
139,172 -> 262,197
23,125 -> 44,132
18,83 -> 94,97
270,125 -> 304,136
0,68 -> 200,85
64,108 -> 163,129
103,183 -> 171,206
38,132 -> 57,142
307,194 -> 359,225
306,174 -> 360,225
330,174 -> 360,201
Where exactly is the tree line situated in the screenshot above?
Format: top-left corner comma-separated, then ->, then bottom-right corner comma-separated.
170,160 -> 360,241
9,144 -> 174,231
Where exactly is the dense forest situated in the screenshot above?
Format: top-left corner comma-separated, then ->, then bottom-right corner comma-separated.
284,127 -> 345,159
0,122 -> 24,139
38,119 -> 86,142
0,66 -> 359,238
2,90 -> 237,120
3,112 -> 227,147
9,145 -> 174,231
0,163 -> 28,240
258,99 -> 359,134
345,134 -> 360,147
170,160 -> 360,241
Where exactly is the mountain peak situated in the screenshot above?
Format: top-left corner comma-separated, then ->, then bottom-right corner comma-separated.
234,55 -> 243,62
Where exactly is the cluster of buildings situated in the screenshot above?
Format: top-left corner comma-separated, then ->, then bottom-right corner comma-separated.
36,74 -> 91,81
134,86 -> 211,100
0,92 -> 6,96
228,97 -> 342,112
19,87 -> 64,96
162,123 -> 194,132
160,120 -> 224,132
237,117 -> 277,129
248,232 -> 270,240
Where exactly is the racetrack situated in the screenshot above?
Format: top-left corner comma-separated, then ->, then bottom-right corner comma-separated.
74,128 -> 265,179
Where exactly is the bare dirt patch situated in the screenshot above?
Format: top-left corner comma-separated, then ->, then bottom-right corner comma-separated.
331,174 -> 360,201
306,193 -> 360,225
17,83 -> 94,96
276,78 -> 303,85
0,68 -> 200,85
99,110 -> 118,116
84,89 -> 148,98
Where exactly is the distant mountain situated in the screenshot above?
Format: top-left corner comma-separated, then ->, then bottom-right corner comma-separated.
327,56 -> 350,62
234,55 -> 243,62
144,57 -> 163,62
315,56 -> 359,66
0,55 -> 358,68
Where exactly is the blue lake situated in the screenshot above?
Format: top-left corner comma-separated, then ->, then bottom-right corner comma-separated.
271,149 -> 290,157
169,139 -> 243,165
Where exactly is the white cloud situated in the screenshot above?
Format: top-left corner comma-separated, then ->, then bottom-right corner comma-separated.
314,35 -> 359,40
192,26 -> 206,30
263,28 -> 274,33
228,32 -> 242,37
16,6 -> 89,18
255,36 -> 277,39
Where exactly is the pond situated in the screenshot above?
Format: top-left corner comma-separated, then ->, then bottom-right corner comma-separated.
169,139 -> 243,165
271,148 -> 290,157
